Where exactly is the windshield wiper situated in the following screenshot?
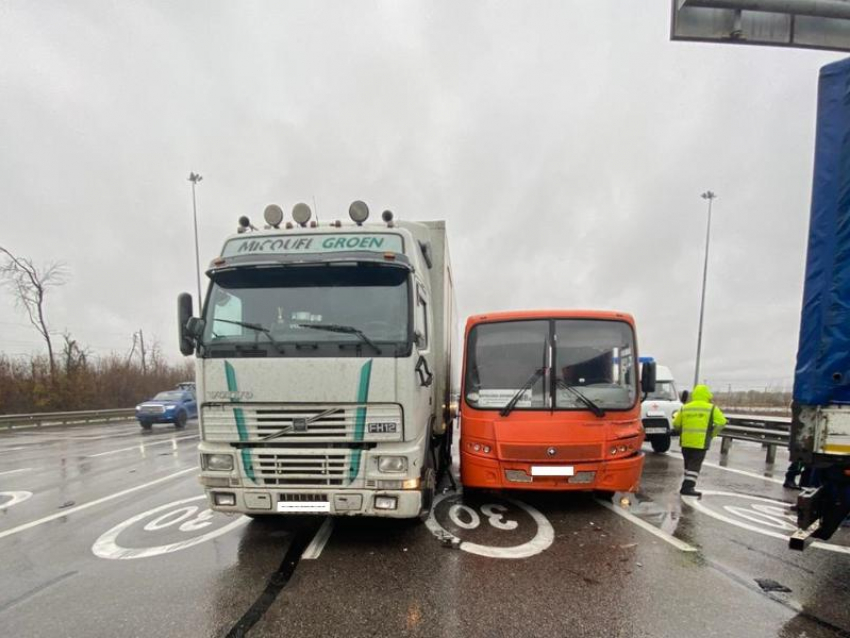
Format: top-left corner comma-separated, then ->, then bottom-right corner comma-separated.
211,318 -> 286,354
297,323 -> 382,354
500,368 -> 545,417
556,379 -> 605,417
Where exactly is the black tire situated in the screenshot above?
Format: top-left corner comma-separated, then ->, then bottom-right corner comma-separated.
594,490 -> 616,502
417,463 -> 437,522
174,410 -> 188,428
139,421 -> 152,430
650,434 -> 671,454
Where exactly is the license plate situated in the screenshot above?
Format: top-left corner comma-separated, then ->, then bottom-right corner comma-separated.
644,427 -> 667,434
276,502 -> 331,513
531,466 -> 575,477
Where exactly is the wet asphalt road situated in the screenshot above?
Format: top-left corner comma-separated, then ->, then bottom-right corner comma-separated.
1,420 -> 848,638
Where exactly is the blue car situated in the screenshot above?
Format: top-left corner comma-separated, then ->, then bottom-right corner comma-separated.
136,390 -> 197,430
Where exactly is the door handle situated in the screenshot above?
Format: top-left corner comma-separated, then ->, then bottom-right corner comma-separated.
416,356 -> 434,387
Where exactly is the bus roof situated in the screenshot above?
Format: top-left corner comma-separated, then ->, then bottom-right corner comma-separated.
466,310 -> 635,327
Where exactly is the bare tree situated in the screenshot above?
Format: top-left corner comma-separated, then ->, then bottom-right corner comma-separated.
0,246 -> 68,379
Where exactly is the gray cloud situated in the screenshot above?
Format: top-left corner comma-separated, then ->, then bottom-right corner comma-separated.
0,1 -> 843,391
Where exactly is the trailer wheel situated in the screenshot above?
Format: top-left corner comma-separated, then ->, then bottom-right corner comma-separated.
650,434 -> 671,454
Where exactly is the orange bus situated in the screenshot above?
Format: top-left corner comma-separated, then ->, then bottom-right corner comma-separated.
460,310 -> 655,495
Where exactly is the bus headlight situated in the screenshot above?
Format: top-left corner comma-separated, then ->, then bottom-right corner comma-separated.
203,454 -> 234,471
377,456 -> 407,473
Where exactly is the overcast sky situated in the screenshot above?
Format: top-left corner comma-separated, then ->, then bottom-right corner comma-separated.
0,1 -> 844,391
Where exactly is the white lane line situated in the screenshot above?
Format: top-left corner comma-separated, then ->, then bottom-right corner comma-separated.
302,518 -> 335,560
0,447 -> 27,454
702,461 -> 785,485
0,467 -> 196,541
0,468 -> 32,477
87,435 -> 199,458
596,498 -> 699,553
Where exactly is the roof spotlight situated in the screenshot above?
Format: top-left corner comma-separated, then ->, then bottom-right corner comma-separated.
237,216 -> 252,233
292,203 -> 312,226
263,204 -> 284,228
349,200 -> 369,225
381,210 -> 394,226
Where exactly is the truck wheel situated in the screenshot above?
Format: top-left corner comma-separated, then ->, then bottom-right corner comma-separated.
174,411 -> 188,428
650,434 -> 671,454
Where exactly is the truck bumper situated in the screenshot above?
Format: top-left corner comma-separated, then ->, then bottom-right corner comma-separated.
200,483 -> 423,519
460,451 -> 644,493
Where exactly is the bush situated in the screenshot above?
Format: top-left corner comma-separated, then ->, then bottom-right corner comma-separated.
0,354 -> 194,414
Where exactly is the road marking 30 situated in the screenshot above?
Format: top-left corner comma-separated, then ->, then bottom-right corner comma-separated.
93,495 -> 249,560
0,467 -> 195,541
596,498 -> 699,552
426,494 -> 554,559
683,490 -> 850,555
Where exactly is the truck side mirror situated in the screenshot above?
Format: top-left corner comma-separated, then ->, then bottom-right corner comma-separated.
640,361 -> 657,394
680,390 -> 689,403
178,293 -> 196,356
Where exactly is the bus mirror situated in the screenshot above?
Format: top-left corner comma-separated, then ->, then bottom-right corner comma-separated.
178,293 -> 196,356
640,361 -> 657,394
680,390 -> 689,403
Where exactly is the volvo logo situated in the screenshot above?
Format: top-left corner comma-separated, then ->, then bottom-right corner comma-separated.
546,447 -> 557,457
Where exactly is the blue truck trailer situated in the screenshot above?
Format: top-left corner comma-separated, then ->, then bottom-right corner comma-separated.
790,57 -> 850,550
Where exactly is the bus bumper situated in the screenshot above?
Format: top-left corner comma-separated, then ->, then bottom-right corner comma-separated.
460,451 -> 644,493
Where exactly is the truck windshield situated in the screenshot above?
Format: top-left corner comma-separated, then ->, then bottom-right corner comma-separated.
465,319 -> 637,412
201,264 -> 410,357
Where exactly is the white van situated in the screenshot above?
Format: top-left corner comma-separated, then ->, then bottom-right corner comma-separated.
640,363 -> 681,453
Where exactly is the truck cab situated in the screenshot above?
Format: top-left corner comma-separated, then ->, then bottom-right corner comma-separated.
640,362 -> 681,454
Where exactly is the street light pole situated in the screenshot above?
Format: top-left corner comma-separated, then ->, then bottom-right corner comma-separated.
188,172 -> 203,305
694,190 -> 716,389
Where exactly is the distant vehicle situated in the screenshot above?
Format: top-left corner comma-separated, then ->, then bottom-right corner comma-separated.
640,360 -> 682,454
460,310 -> 655,497
176,381 -> 196,391
135,390 -> 197,430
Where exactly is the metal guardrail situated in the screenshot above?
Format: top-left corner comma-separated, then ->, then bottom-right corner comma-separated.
0,408 -> 135,431
719,414 -> 791,463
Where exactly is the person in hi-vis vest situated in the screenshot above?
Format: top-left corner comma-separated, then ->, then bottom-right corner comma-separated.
672,384 -> 727,497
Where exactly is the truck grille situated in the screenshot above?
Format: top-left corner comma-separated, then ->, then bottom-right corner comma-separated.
498,443 -> 604,462
250,450 -> 350,487
203,403 -> 402,443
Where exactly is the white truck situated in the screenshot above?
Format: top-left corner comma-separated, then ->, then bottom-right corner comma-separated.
178,201 -> 457,520
639,360 -> 681,454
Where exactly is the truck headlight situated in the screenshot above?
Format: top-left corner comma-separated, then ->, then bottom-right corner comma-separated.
377,456 -> 407,473
203,454 -> 234,471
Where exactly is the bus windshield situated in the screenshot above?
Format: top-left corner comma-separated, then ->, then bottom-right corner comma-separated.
201,263 -> 410,358
464,319 -> 637,411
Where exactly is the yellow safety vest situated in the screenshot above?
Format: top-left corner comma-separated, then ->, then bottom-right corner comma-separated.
673,401 -> 727,450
